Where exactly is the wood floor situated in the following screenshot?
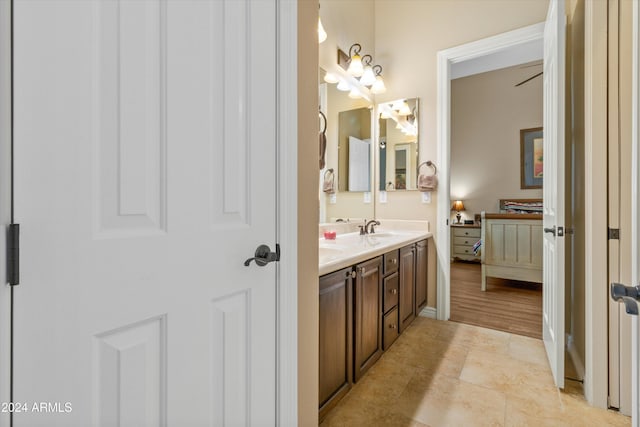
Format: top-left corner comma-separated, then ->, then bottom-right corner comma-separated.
450,261 -> 542,339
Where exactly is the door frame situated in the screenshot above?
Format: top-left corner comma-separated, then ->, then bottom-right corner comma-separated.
631,0 -> 639,423
0,1 -> 299,425
435,22 -> 545,321
0,0 -> 12,426
276,0 -> 299,424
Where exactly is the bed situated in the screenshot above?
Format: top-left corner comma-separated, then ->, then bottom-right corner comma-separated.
480,199 -> 543,291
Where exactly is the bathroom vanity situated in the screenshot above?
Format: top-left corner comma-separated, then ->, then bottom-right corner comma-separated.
318,221 -> 431,420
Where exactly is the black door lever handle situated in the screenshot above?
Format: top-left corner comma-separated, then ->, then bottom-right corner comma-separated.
244,244 -> 280,267
610,282 -> 640,315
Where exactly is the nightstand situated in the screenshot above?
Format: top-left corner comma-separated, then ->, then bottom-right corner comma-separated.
451,224 -> 481,262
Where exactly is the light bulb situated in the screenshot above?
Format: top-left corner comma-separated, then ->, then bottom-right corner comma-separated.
359,65 -> 376,86
347,53 -> 364,77
348,88 -> 361,99
336,79 -> 350,91
398,101 -> 411,116
318,17 -> 327,43
370,75 -> 386,94
323,72 -> 339,84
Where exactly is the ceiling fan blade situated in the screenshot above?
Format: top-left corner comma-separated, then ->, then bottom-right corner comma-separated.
515,71 -> 543,87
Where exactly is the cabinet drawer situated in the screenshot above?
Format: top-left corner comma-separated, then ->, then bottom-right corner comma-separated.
453,245 -> 476,256
452,227 -> 480,238
383,272 -> 399,313
383,307 -> 399,350
383,250 -> 399,275
453,236 -> 478,246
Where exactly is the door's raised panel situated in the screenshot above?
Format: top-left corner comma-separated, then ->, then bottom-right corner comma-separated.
210,0 -> 251,228
93,0 -> 167,237
211,290 -> 251,426
93,316 -> 167,427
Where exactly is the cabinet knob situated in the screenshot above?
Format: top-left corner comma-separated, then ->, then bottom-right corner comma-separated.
390,289 -> 397,295
389,324 -> 396,329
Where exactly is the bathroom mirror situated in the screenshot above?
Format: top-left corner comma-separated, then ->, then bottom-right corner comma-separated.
378,98 -> 419,191
338,107 -> 372,192
319,68 -> 375,223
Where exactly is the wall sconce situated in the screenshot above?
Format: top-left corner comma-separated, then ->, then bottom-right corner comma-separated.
451,200 -> 466,224
370,66 -> 386,94
344,43 -> 364,77
336,43 -> 386,93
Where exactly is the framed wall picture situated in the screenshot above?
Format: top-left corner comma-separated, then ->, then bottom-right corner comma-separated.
520,127 -> 543,189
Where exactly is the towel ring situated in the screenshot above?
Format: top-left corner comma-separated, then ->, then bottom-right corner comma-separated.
323,168 -> 334,180
417,160 -> 437,178
319,110 -> 327,134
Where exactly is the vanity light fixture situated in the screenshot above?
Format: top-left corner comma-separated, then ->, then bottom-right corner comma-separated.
348,88 -> 361,99
318,5 -> 327,43
359,55 -> 376,86
323,72 -> 339,84
370,66 -> 386,94
336,79 -> 350,92
346,44 -> 364,77
398,100 -> 411,116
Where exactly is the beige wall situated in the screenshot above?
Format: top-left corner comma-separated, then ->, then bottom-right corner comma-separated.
373,0 -> 549,222
298,1 -> 319,425
450,64 -> 543,221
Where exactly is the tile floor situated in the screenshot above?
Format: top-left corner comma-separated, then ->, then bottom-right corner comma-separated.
320,317 -> 631,427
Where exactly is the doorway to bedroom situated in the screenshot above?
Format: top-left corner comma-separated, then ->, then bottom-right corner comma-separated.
449,60 -> 544,340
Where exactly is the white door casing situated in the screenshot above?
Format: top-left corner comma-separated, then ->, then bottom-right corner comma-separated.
13,0 -> 288,425
436,23 -> 545,321
631,0 -> 640,424
542,0 -> 566,389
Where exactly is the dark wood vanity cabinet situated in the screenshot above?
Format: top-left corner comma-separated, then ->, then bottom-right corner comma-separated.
399,245 -> 416,332
353,257 -> 383,382
318,239 -> 430,419
319,267 -> 353,420
415,239 -> 428,314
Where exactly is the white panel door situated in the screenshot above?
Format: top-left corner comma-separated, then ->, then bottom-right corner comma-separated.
542,0 -> 566,389
13,0 -> 278,425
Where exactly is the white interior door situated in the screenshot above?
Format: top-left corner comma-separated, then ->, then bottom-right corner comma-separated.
13,0 -> 278,425
542,0 -> 566,389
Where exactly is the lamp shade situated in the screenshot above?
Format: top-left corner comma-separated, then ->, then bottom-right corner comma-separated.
347,53 -> 364,77
451,200 -> 465,212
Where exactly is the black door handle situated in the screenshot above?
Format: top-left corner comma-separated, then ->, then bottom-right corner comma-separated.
543,226 -> 556,236
610,282 -> 640,315
244,244 -> 280,267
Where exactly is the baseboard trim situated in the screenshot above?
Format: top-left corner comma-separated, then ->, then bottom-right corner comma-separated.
566,333 -> 585,381
419,306 -> 437,319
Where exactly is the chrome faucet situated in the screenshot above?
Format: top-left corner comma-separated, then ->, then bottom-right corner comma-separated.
365,220 -> 381,234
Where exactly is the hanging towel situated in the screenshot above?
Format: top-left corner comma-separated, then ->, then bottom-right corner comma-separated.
417,161 -> 438,191
323,168 -> 335,193
319,111 -> 327,169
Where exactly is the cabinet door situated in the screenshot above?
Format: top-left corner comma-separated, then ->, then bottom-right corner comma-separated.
354,257 -> 383,382
415,240 -> 428,314
399,245 -> 416,332
319,267 -> 353,420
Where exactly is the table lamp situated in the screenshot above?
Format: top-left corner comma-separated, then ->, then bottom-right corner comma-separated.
451,200 -> 465,224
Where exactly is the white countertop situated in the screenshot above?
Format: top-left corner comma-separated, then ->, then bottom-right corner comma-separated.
318,220 -> 432,276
